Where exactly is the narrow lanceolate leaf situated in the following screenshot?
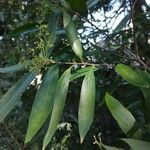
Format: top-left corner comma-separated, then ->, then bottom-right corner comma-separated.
113,14 -> 131,34
48,10 -> 59,47
0,72 -> 36,122
115,64 -> 149,88
101,144 -> 120,150
136,69 -> 150,85
0,64 -> 25,73
122,138 -> 150,150
105,93 -> 136,134
141,88 -> 150,103
43,67 -> 71,150
70,66 -> 99,81
136,70 -> 150,122
143,89 -> 150,120
63,11 -> 83,59
136,70 -> 150,103
78,67 -> 95,143
87,0 -> 99,9
10,23 -> 38,37
25,65 -> 59,144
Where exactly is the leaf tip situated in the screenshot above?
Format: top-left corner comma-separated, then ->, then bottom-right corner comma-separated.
24,138 -> 29,144
80,133 -> 86,144
105,92 -> 110,99
24,132 -> 33,144
42,146 -> 46,150
80,137 -> 84,144
43,137 -> 50,150
43,140 -> 49,150
105,92 -> 109,96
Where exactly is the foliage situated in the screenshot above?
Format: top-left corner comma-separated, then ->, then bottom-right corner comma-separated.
0,0 -> 150,149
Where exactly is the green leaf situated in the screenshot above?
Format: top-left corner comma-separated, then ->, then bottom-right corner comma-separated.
136,70 -> 150,86
66,0 -> 88,16
0,72 -> 36,122
136,70 -> 150,122
25,65 -> 59,143
0,64 -> 25,73
48,10 -> 59,46
136,70 -> 150,102
115,64 -> 149,88
70,66 -> 99,81
105,93 -> 136,134
102,144 -> 121,150
87,0 -> 99,9
43,67 -> 71,150
78,67 -> 95,143
122,138 -> 150,150
63,11 -> 83,60
31,143 -> 39,150
10,23 -> 38,37
113,14 -> 131,34
141,88 -> 150,102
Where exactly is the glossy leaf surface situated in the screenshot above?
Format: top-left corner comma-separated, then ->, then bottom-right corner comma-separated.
0,64 -> 25,73
43,67 -> 71,149
10,23 -> 38,37
25,65 -> 59,143
48,10 -> 59,47
105,93 -> 136,134
102,144 -> 120,150
70,66 -> 98,81
136,70 -> 150,122
115,64 -> 149,88
78,67 -> 95,143
63,11 -> 83,59
122,138 -> 150,150
0,72 -> 36,122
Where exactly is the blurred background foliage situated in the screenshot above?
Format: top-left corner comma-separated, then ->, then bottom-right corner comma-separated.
0,0 -> 150,149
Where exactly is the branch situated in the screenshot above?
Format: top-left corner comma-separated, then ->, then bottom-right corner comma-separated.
47,60 -> 114,68
124,47 -> 150,70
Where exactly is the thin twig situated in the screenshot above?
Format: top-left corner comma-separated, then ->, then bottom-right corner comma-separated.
50,1 -> 150,70
90,42 -> 137,61
47,60 -> 114,68
61,3 -> 108,36
124,47 -> 150,70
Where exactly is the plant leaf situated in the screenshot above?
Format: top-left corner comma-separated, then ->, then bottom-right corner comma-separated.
141,88 -> 150,102
136,70 -> 150,122
0,72 -> 36,122
87,0 -> 99,9
102,144 -> 121,150
48,10 -> 59,47
25,65 -> 59,143
10,23 -> 38,37
78,67 -> 95,143
136,70 -> 150,86
113,14 -> 131,34
115,64 -> 149,88
105,93 -> 136,134
122,138 -> 150,150
63,11 -> 83,60
0,64 -> 25,73
70,66 -> 99,81
43,67 -> 71,150
136,70 -> 150,102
